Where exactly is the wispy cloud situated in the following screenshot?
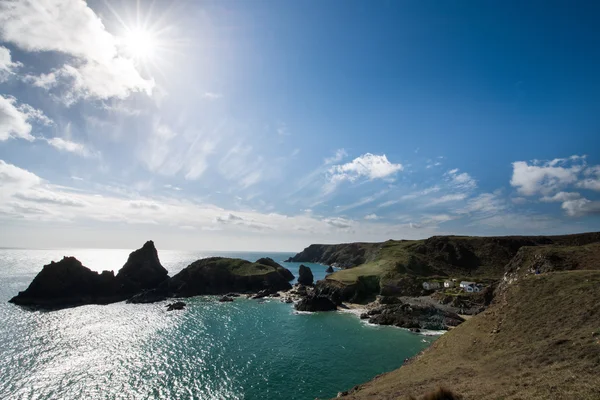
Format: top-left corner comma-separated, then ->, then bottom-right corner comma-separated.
203,92 -> 223,100
45,137 -> 97,158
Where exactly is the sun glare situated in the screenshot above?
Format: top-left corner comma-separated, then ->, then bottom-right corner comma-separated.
123,28 -> 156,60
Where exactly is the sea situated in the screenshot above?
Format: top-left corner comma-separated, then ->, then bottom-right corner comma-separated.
0,249 -> 436,400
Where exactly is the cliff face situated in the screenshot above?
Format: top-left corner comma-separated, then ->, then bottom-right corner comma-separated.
308,232 -> 600,304
286,242 -> 382,268
337,269 -> 600,399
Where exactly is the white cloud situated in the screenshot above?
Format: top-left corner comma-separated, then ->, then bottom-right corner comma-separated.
426,193 -> 467,206
540,191 -> 581,203
445,169 -> 477,191
364,213 -> 379,220
14,190 -> 87,207
203,92 -> 223,100
460,192 -> 507,217
0,95 -> 34,141
324,149 -> 347,165
378,199 -> 399,208
401,186 -> 441,200
45,137 -> 96,158
327,153 -> 402,192
164,184 -> 182,191
0,0 -> 154,103
0,160 -> 41,188
128,200 -> 162,210
561,198 -> 600,217
324,217 -> 354,229
510,157 -> 584,196
0,95 -> 52,141
0,45 -> 21,81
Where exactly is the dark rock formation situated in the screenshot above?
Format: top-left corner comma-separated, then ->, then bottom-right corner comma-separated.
366,302 -> 464,330
167,257 -> 293,298
256,257 -> 294,281
219,296 -> 234,302
325,265 -> 334,273
9,257 -> 124,309
116,240 -> 168,294
294,294 -> 337,312
166,301 -> 186,311
127,288 -> 168,304
298,265 -> 314,286
10,242 -> 298,310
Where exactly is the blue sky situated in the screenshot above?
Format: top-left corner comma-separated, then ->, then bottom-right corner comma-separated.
0,0 -> 599,250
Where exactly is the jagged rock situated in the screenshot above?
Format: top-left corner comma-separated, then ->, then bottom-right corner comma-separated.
298,265 -> 314,286
166,301 -> 186,311
270,292 -> 281,297
127,288 -> 168,304
367,303 -> 464,330
226,293 -> 240,297
294,295 -> 337,312
219,296 -> 234,302
9,257 -> 123,309
377,295 -> 402,305
325,265 -> 334,273
116,240 -> 169,294
252,289 -> 272,299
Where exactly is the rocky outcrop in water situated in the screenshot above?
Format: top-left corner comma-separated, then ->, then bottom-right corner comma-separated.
298,265 -> 314,286
116,240 -> 169,294
294,294 -> 337,312
10,243 -> 295,310
167,257 -> 293,297
363,302 -> 464,330
8,257 -> 124,309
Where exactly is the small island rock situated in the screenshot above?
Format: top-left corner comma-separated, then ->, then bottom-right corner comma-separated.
298,265 -> 314,286
166,301 -> 186,311
294,295 -> 337,312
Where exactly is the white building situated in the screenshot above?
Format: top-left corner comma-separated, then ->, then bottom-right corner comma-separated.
463,283 -> 482,293
444,280 -> 454,288
422,281 -> 441,290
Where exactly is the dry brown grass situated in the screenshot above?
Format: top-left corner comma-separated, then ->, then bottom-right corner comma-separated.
338,270 -> 600,400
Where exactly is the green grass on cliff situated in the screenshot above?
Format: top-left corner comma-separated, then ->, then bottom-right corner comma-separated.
204,258 -> 278,276
339,270 -> 600,400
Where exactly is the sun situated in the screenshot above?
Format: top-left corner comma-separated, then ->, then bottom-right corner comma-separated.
122,28 -> 156,61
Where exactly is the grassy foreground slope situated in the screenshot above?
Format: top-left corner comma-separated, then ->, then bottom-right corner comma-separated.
338,271 -> 600,399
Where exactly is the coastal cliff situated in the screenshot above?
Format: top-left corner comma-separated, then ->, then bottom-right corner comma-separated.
302,232 -> 600,304
286,242 -> 382,268
330,233 -> 600,399
337,269 -> 600,399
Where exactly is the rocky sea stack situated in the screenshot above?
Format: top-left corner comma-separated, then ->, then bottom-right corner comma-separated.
10,242 -> 295,310
8,257 -> 124,309
298,265 -> 314,286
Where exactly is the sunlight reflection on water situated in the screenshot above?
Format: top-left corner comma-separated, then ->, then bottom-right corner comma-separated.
0,249 -> 435,400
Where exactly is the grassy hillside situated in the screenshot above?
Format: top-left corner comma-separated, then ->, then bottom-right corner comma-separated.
325,233 -> 600,288
338,270 -> 600,400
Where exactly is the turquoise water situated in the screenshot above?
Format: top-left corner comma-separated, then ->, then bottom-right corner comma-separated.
0,249 -> 435,400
